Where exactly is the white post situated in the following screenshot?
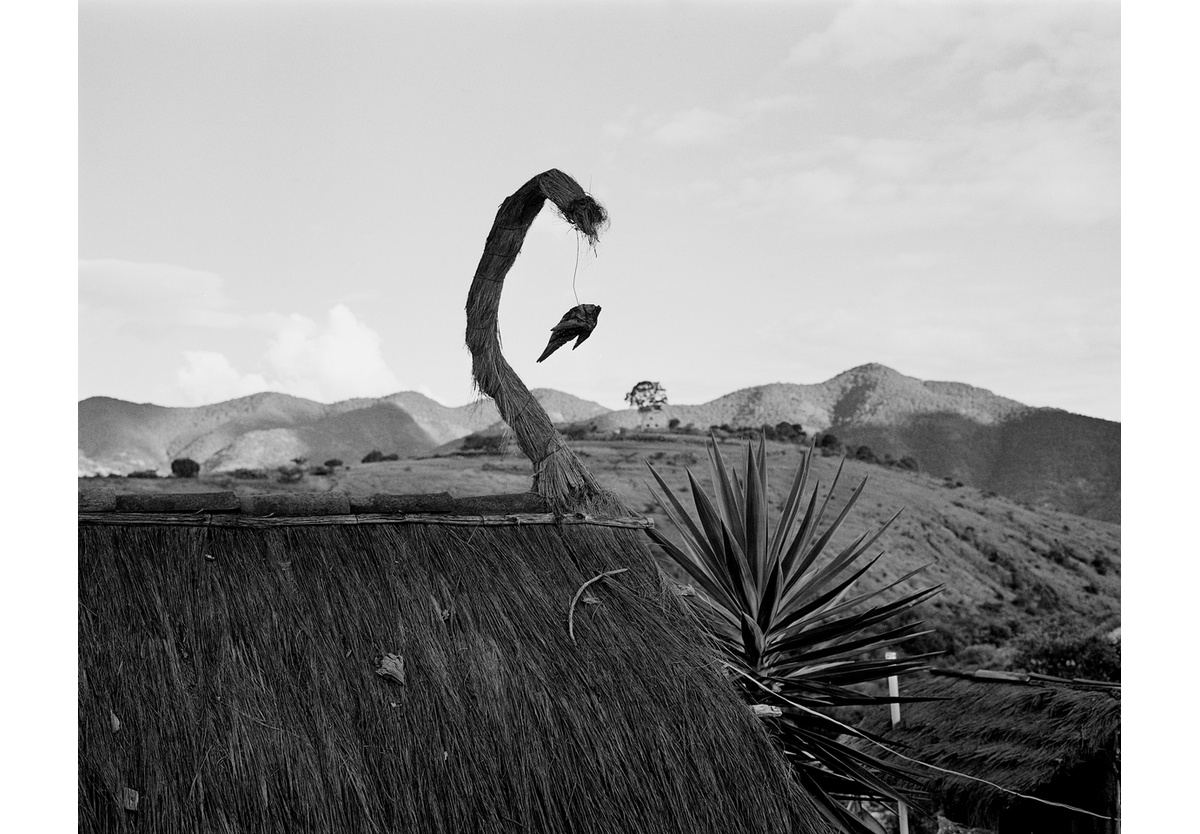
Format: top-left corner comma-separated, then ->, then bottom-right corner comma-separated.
885,650 -> 909,834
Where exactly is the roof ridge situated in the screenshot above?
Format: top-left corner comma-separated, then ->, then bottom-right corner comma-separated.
80,490 -> 552,517
930,667 -> 1120,690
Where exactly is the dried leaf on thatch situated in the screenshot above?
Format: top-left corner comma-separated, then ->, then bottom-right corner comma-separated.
537,303 -> 602,362
122,788 -> 139,812
375,653 -> 406,686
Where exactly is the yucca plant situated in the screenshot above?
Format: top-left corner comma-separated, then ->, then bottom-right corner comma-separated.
646,435 -> 943,834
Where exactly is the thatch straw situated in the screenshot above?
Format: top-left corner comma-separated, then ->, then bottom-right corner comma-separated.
856,670 -> 1119,827
465,169 -> 626,517
79,518 -> 833,833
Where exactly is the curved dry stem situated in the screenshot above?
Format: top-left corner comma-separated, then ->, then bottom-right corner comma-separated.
465,169 -> 628,516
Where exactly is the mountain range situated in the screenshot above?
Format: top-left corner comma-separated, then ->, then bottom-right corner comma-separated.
78,364 -> 1119,522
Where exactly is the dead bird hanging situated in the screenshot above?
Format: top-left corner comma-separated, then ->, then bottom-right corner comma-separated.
536,303 -> 601,362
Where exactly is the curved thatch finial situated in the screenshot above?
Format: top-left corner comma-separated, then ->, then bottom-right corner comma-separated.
466,170 -> 628,516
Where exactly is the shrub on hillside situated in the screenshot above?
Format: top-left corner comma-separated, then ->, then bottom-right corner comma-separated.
170,458 -> 200,478
763,422 -> 806,443
461,434 -> 505,454
231,468 -> 268,480
324,458 -> 343,468
277,464 -> 305,484
1014,628 -> 1120,682
362,450 -> 386,463
562,424 -> 588,441
854,445 -> 877,463
127,469 -> 158,479
815,432 -> 841,454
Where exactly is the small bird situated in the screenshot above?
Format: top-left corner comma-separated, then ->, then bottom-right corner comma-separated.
536,303 -> 602,362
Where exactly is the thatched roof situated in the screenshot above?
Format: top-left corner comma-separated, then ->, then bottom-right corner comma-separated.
855,669 -> 1120,823
79,490 -> 834,833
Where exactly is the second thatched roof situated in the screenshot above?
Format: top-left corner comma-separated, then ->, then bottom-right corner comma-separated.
856,669 -> 1119,825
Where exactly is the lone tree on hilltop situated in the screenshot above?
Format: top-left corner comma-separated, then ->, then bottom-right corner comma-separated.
626,381 -> 668,430
625,381 -> 667,412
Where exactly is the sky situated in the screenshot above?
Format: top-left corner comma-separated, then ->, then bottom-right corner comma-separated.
79,0 -> 1120,420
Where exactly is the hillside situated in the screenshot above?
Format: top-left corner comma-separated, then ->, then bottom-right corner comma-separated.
580,364 -> 1027,434
567,365 -> 1118,523
78,389 -> 611,475
81,436 -> 1119,670
203,404 -> 438,471
79,363 -> 1117,521
78,393 -> 330,473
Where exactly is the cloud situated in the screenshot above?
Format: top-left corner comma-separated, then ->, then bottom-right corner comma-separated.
175,352 -> 271,406
79,260 -> 239,340
647,107 -> 741,146
788,2 -> 979,68
171,304 -> 402,405
719,109 -> 1117,229
788,3 -> 1113,70
79,259 -> 404,405
607,6 -> 1115,232
738,94 -> 811,117
612,96 -> 811,148
786,2 -> 1118,116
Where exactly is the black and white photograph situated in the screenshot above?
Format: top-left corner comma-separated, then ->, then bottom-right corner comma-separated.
45,0 -> 1153,830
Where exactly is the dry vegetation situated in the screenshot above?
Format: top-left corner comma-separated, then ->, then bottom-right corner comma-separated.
82,434 -> 1119,675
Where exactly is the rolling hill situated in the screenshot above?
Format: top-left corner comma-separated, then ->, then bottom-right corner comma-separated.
78,389 -> 611,475
579,364 -> 1028,434
79,364 -> 1117,522
566,365 -> 1119,523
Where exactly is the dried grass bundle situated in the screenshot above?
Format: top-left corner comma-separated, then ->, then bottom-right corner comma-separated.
465,170 -> 625,516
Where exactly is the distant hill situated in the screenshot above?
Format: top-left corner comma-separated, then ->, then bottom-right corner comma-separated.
202,404 -> 437,472
78,389 -> 611,475
79,364 -> 1117,522
579,364 -> 1028,434
570,365 -> 1118,523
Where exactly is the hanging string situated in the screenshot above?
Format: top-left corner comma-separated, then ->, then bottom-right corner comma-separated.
724,664 -> 1120,824
572,230 -> 582,307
